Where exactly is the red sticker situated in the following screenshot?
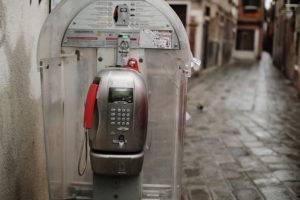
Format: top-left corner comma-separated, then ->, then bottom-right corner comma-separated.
106,37 -> 118,40
67,37 -> 98,40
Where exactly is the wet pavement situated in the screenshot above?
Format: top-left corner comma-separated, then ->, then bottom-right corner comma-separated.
183,53 -> 300,200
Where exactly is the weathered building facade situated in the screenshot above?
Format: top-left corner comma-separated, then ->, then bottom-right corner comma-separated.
272,0 -> 300,95
166,0 -> 238,68
234,0 -> 265,59
295,5 -> 300,93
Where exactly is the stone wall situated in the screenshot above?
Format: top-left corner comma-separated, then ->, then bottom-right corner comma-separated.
0,0 -> 49,199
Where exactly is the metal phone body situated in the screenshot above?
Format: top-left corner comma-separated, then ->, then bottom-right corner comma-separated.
89,68 -> 148,175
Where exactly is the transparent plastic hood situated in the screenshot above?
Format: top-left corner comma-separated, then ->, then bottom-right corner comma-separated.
37,0 -> 191,199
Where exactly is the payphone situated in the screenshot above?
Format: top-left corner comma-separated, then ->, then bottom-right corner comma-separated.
83,67 -> 148,176
37,0 -> 192,199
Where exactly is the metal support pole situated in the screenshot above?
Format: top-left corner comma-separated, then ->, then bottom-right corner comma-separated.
93,174 -> 141,200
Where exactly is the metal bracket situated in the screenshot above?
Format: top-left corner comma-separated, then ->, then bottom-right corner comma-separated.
38,53 -> 78,71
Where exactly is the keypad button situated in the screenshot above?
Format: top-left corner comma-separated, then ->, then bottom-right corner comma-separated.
110,131 -> 116,136
117,117 -> 121,121
111,113 -> 116,116
122,118 -> 126,121
122,113 -> 126,117
111,117 -> 116,121
126,122 -> 130,126
117,108 -> 121,112
111,121 -> 116,125
117,127 -> 129,131
126,113 -> 130,117
126,118 -> 130,121
117,122 -> 121,125
126,109 -> 130,112
122,109 -> 126,112
117,113 -> 122,117
122,122 -> 125,126
111,108 -> 116,112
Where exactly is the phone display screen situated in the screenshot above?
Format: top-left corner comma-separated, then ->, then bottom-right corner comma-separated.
109,88 -> 133,103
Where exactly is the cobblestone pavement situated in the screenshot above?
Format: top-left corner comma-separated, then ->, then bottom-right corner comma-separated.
183,53 -> 300,200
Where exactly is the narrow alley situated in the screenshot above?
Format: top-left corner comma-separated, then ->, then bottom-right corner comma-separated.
184,53 -> 300,200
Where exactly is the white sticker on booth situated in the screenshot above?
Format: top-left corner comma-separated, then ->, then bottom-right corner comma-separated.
191,57 -> 201,71
186,112 -> 191,121
140,29 -> 172,49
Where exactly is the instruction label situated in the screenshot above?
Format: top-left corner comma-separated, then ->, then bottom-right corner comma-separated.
140,29 -> 172,49
62,0 -> 179,49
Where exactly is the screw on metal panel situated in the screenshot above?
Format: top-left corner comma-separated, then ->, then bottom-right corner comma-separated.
40,61 -> 43,66
98,57 -> 103,62
46,65 -> 50,69
183,69 -> 189,74
139,58 -> 143,63
129,61 -> 136,67
58,63 -> 61,67
197,103 -> 204,110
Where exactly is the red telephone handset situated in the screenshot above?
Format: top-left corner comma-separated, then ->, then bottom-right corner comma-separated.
80,82 -> 99,176
83,83 -> 99,129
114,6 -> 119,23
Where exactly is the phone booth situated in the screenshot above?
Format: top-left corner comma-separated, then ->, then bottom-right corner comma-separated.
37,0 -> 191,199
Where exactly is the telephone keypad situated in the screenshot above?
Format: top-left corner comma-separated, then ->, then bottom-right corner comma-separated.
109,105 -> 132,134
